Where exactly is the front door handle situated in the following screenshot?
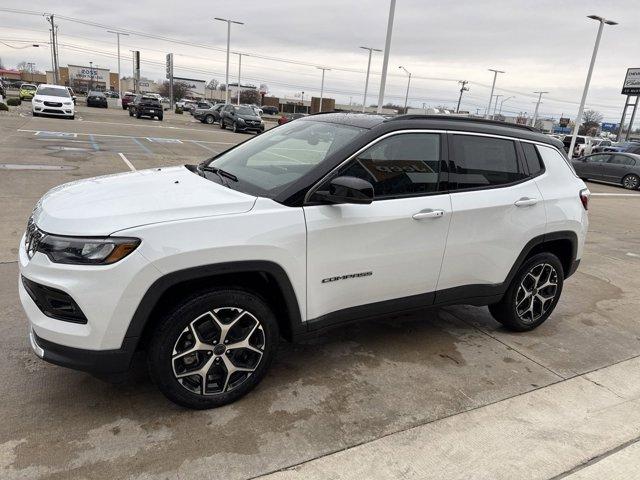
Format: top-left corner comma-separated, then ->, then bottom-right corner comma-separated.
412,209 -> 445,220
514,197 -> 538,207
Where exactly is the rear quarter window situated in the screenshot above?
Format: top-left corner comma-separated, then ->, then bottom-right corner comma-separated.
521,142 -> 545,176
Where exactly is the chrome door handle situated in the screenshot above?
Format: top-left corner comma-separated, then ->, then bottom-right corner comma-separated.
514,197 -> 538,207
412,209 -> 445,220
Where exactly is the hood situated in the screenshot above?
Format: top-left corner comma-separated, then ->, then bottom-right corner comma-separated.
238,114 -> 262,121
32,166 -> 257,236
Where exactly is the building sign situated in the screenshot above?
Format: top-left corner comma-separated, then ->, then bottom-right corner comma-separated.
173,77 -> 205,97
621,68 -> 640,95
68,65 -> 109,83
601,122 -> 618,133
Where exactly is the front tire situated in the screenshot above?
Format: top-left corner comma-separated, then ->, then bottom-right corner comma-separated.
148,289 -> 279,409
205,115 -> 215,125
489,253 -> 564,331
233,122 -> 238,133
622,174 -> 639,190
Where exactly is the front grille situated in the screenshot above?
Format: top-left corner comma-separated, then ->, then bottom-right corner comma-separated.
25,217 -> 44,259
22,276 -> 87,324
44,101 -> 62,107
43,109 -> 64,113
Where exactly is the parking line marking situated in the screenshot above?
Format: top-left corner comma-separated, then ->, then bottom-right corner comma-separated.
18,129 -> 235,145
131,137 -> 153,155
626,253 -> 640,258
118,153 -> 136,171
591,193 -> 640,197
192,141 -> 218,153
147,137 -> 183,144
88,134 -> 99,151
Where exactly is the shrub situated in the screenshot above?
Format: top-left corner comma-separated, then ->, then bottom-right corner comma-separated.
175,107 -> 183,114
6,98 -> 21,106
0,102 -> 8,111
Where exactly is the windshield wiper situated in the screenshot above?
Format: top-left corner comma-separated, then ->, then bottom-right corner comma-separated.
198,164 -> 238,187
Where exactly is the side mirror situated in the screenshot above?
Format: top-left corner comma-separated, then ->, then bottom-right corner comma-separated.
312,176 -> 374,205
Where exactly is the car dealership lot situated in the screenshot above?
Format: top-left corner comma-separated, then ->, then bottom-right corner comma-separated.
1,106 -> 640,479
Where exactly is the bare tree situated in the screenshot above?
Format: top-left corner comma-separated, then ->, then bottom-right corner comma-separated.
15,61 -> 30,72
206,79 -> 219,90
239,89 -> 261,105
582,109 -> 603,124
159,80 -> 189,101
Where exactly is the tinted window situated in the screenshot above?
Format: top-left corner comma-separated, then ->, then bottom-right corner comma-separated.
587,154 -> 609,163
610,155 -> 635,166
36,87 -> 70,97
237,106 -> 255,115
451,135 -> 525,189
338,133 -> 441,199
522,142 -> 544,175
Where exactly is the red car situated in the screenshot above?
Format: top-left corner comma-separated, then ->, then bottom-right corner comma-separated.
121,92 -> 136,110
278,113 -> 307,125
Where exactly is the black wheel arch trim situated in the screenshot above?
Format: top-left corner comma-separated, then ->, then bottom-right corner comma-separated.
124,260 -> 305,346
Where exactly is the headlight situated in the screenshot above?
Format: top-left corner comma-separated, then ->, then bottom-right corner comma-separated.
30,232 -> 140,265
63,102 -> 73,106
237,117 -> 245,124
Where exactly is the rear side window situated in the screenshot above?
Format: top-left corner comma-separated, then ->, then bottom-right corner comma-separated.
610,155 -> 635,166
451,135 -> 525,189
521,142 -> 545,176
338,133 -> 441,199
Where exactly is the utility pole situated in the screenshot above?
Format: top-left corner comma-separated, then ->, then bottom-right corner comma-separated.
377,0 -> 396,114
360,46 -> 382,113
26,62 -> 35,82
568,15 -> 617,158
531,91 -> 548,128
456,80 -> 469,113
45,15 -> 59,84
317,67 -> 330,112
107,31 -> 129,102
89,61 -> 93,91
486,68 -> 505,119
399,66 -> 411,112
166,53 -> 174,110
214,17 -> 244,105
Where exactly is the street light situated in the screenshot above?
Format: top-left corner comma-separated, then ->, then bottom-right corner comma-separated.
377,0 -> 396,114
360,46 -> 382,113
499,95 -> 515,114
214,17 -> 244,105
0,41 -> 40,49
399,66 -> 411,112
492,94 -> 503,116
568,15 -> 618,158
89,61 -> 93,91
107,31 -> 129,101
316,67 -> 330,112
486,68 -> 505,119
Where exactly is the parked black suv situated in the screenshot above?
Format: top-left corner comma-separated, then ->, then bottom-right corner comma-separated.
87,91 -> 108,108
219,104 -> 265,133
129,94 -> 163,121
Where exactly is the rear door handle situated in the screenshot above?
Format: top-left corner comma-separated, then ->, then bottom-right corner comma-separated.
514,197 -> 538,207
412,209 -> 445,220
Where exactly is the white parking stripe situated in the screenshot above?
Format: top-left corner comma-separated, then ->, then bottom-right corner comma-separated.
118,153 -> 136,171
591,193 -> 640,197
18,129 -> 235,145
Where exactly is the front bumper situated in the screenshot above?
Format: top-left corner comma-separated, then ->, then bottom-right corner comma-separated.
29,329 -> 136,374
33,104 -> 74,116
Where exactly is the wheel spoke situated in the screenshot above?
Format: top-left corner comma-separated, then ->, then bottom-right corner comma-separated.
221,354 -> 255,392
211,308 -> 245,345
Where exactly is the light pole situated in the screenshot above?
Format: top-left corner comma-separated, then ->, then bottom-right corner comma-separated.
399,66 -> 411,112
456,80 -> 469,113
377,0 -> 396,114
214,17 -> 244,105
568,15 -> 617,158
360,46 -> 382,113
89,61 -> 93,91
107,31 -> 129,101
317,67 -> 330,112
492,94 -> 503,116
26,62 -> 35,82
499,96 -> 515,114
486,68 -> 505,119
236,52 -> 243,105
531,91 -> 548,128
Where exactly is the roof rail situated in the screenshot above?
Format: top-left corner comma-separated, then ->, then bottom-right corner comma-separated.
386,114 -> 539,132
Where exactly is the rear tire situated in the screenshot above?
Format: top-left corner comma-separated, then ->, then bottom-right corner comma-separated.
489,252 -> 564,331
147,289 -> 279,409
622,174 -> 639,190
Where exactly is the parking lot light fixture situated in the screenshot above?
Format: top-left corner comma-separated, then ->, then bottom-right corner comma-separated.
399,66 -> 411,112
107,31 -> 129,103
360,46 -> 382,113
568,15 -> 617,159
377,0 -> 396,114
214,17 -> 244,105
492,94 -> 503,116
531,91 -> 548,128
486,69 -> 505,119
499,95 -> 515,114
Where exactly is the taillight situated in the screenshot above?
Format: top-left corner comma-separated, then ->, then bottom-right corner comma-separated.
579,188 -> 590,210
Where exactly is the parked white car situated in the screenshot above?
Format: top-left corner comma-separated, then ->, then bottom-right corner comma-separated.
32,84 -> 75,119
20,114 -> 589,409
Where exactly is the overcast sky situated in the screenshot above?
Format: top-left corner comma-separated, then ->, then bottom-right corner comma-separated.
1,0 -> 637,121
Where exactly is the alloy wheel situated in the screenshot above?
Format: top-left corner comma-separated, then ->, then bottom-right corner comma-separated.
171,307 -> 265,396
515,263 -> 558,323
623,175 -> 639,190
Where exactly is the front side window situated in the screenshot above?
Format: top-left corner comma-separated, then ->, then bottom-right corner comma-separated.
451,135 -> 525,189
208,120 -> 365,197
336,133 -> 441,199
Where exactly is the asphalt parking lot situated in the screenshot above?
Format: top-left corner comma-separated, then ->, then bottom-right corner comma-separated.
1,105 -> 640,479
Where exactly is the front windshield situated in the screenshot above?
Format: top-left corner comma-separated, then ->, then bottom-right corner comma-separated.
237,106 -> 256,116
37,87 -> 70,97
206,120 -> 365,197
23,85 -> 37,91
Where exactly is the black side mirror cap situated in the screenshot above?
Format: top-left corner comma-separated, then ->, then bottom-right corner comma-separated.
312,176 -> 374,205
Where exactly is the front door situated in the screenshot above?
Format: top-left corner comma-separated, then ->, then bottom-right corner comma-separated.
304,132 -> 451,322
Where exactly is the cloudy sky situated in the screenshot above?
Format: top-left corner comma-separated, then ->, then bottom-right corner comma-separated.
1,0 -> 636,121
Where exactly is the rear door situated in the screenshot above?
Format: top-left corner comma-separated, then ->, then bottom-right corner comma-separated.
437,133 -> 546,295
603,154 -> 634,182
304,131 -> 451,322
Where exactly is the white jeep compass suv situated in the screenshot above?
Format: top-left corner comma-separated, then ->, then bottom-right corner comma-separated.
19,114 -> 589,409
